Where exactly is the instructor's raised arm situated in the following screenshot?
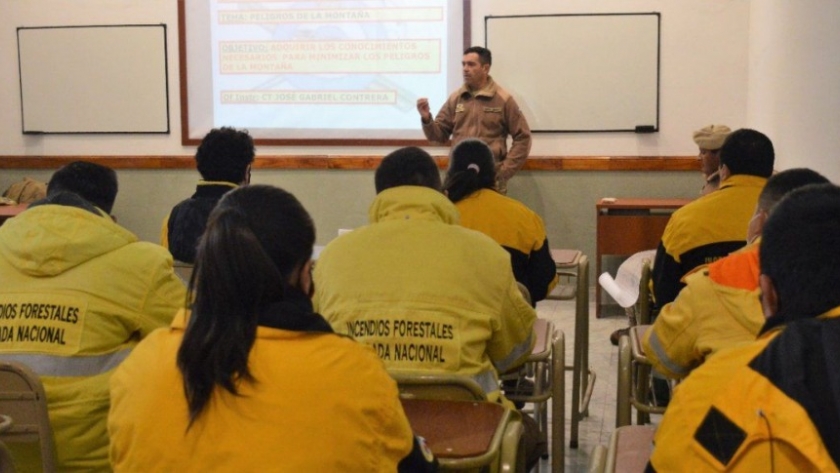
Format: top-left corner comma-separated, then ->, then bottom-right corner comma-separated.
416,97 -> 432,124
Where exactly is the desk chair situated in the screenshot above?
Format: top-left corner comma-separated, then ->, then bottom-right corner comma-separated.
616,326 -> 672,428
500,319 -> 565,473
0,415 -> 16,473
626,259 -> 653,326
603,425 -> 656,473
392,373 -> 524,472
393,373 -> 486,402
0,362 -> 56,473
546,249 -> 595,449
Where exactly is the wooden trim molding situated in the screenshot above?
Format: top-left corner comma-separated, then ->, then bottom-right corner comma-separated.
0,156 -> 700,171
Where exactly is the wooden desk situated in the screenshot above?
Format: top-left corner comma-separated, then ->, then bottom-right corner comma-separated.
596,198 -> 692,317
400,398 -> 506,459
0,204 -> 28,226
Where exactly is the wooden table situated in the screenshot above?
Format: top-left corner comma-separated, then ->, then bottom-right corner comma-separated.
0,204 -> 28,226
596,198 -> 692,317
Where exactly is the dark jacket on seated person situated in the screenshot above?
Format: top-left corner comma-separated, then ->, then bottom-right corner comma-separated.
161,181 -> 236,263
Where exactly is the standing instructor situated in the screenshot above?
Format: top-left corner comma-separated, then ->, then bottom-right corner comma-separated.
417,46 -> 531,193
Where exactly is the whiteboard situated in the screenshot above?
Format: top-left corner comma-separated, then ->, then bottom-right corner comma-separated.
486,13 -> 659,133
17,25 -> 169,134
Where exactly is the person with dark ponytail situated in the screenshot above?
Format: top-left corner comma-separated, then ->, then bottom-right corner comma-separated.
444,139 -> 558,304
108,185 -> 436,472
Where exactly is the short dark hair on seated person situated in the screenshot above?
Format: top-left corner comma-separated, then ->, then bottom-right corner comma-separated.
758,168 -> 830,211
719,128 -> 775,178
195,127 -> 255,183
463,46 -> 492,65
178,184 -> 315,425
48,161 -> 118,213
759,183 -> 840,322
375,146 -> 442,193
444,139 -> 497,203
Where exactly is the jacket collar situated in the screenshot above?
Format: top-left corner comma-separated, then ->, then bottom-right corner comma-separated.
719,174 -> 767,191
456,76 -> 498,99
367,186 -> 460,225
193,181 -> 238,199
255,286 -> 334,333
172,286 -> 333,335
759,304 -> 840,337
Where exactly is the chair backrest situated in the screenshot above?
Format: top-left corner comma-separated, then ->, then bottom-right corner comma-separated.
0,362 -> 56,472
172,260 -> 194,285
390,372 -> 487,401
0,415 -> 17,473
637,259 -> 653,325
604,425 -> 656,473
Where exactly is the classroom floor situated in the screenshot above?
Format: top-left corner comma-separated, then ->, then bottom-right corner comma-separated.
531,291 -> 629,473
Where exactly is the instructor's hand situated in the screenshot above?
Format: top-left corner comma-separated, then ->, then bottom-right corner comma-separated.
416,98 -> 432,123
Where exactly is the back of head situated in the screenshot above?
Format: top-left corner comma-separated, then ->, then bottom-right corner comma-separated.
463,46 -> 492,65
443,139 -> 496,202
719,128 -> 775,178
758,168 -> 830,212
375,147 -> 441,193
178,184 -> 315,424
47,161 -> 118,213
195,127 -> 255,183
760,183 -> 840,322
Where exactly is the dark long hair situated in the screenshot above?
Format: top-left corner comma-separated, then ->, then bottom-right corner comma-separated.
176,185 -> 315,426
443,139 -> 497,203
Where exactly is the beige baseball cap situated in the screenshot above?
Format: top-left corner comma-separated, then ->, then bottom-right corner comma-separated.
692,124 -> 732,150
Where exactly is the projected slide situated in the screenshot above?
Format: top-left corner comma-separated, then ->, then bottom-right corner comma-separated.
182,0 -> 464,143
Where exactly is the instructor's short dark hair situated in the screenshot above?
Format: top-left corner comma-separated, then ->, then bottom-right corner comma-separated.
375,147 -> 441,193
464,46 -> 492,66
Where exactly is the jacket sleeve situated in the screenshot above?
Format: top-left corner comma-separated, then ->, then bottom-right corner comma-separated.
138,251 -> 187,337
422,97 -> 456,144
496,96 -> 531,181
488,273 -> 537,374
525,237 -> 558,303
652,240 -> 683,309
643,278 -> 708,379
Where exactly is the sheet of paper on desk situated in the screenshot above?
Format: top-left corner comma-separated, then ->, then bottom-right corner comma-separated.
598,250 -> 657,308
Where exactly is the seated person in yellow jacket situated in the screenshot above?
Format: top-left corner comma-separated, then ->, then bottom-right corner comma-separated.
651,128 -> 774,309
313,147 -> 542,469
643,168 -> 830,379
0,161 -> 186,473
161,126 -> 254,263
109,185 -> 436,472
650,183 -> 840,472
443,138 -> 558,305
